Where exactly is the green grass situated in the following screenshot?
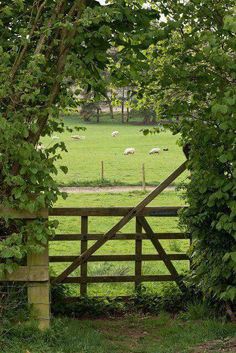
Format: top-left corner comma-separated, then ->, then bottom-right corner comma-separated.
2,314 -> 235,353
42,115 -> 187,186
50,190 -> 189,296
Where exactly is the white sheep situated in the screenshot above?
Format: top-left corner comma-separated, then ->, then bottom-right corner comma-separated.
124,147 -> 135,155
36,143 -> 45,151
52,135 -> 59,140
71,135 -> 85,140
149,147 -> 161,155
112,131 -> 119,137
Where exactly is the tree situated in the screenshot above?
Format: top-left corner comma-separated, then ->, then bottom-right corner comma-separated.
0,0 -> 153,274
137,1 -> 236,307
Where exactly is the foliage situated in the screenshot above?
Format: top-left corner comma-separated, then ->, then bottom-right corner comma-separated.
0,0 -> 154,274
51,282 -> 206,318
136,1 -> 236,303
0,283 -> 29,334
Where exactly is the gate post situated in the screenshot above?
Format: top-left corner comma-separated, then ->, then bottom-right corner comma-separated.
27,243 -> 50,330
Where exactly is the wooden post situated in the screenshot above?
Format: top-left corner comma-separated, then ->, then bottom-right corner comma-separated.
142,163 -> 146,192
80,216 -> 88,295
101,161 -> 104,181
135,217 -> 142,290
27,244 -> 50,330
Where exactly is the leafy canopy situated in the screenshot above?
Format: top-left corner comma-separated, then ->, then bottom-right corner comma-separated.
0,0 -> 154,274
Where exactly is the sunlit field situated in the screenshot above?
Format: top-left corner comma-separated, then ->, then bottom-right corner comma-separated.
42,115 -> 187,186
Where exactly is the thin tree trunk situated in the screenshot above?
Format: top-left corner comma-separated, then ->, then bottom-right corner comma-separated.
126,106 -> 130,122
108,99 -> 114,119
96,108 -> 100,123
126,90 -> 130,122
121,87 -> 125,123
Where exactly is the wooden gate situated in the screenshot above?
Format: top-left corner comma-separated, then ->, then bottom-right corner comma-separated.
0,161 -> 189,328
50,161 -> 189,294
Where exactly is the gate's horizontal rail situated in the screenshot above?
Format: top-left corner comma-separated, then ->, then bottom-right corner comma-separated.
50,275 -> 175,283
50,207 -> 185,217
52,232 -> 190,241
49,254 -> 189,262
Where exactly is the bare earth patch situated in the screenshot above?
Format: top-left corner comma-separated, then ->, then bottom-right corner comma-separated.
192,337 -> 236,353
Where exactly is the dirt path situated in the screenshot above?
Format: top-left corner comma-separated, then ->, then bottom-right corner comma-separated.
59,185 -> 176,194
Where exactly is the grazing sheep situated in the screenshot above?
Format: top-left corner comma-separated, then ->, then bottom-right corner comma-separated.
112,131 -> 119,137
124,147 -> 135,155
149,147 -> 161,155
71,135 -> 85,140
163,147 -> 169,151
36,143 -> 45,151
52,135 -> 59,140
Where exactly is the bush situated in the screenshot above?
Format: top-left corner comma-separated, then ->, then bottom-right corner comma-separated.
51,282 -> 220,319
0,283 -> 30,339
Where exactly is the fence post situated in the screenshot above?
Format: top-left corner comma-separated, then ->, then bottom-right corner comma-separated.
142,163 -> 146,192
101,161 -> 104,181
80,216 -> 88,295
27,243 -> 50,330
135,217 -> 142,290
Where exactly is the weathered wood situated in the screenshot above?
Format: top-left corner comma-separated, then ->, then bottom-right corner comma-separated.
135,217 -> 142,289
0,266 -> 49,282
51,275 -> 174,283
50,206 -> 185,217
49,254 -> 189,262
52,232 -> 190,241
53,161 -> 187,283
137,217 -> 186,291
27,244 -> 50,330
80,216 -> 88,295
0,207 -> 48,219
28,282 -> 50,330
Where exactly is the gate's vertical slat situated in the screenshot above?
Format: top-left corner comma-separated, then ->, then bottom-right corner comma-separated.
80,216 -> 88,295
135,217 -> 142,290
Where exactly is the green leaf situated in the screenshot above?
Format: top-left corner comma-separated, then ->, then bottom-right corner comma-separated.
60,166 -> 68,174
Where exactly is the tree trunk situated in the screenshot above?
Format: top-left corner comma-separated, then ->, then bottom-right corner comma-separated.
126,90 -> 130,123
126,106 -> 130,122
108,100 -> 114,119
96,108 -> 100,123
121,87 -> 125,123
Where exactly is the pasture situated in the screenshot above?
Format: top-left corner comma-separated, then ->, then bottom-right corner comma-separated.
42,115 -> 187,186
50,190 -> 189,297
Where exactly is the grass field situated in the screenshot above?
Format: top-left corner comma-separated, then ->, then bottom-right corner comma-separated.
42,115 -> 187,186
3,315 -> 236,353
42,114 -> 189,295
50,190 -> 189,296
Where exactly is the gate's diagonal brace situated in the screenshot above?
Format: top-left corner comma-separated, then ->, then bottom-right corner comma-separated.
137,216 -> 186,292
53,161 -> 187,284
